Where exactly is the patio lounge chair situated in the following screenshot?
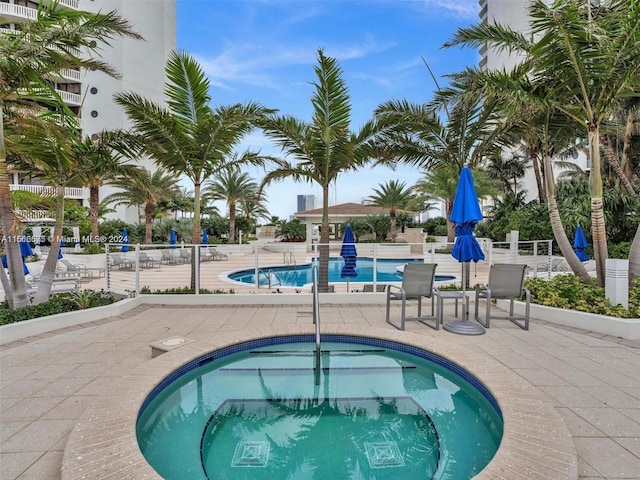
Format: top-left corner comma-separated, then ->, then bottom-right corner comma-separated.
211,248 -> 228,261
363,284 -> 388,292
178,248 -> 192,264
138,252 -> 159,268
109,253 -> 133,270
59,259 -> 93,279
385,263 -> 438,331
474,263 -> 530,330
161,249 -> 179,265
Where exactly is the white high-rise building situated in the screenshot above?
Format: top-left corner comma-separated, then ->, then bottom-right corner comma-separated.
2,0 -> 176,223
478,0 -> 588,203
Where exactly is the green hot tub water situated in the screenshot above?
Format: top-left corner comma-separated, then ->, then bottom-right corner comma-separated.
137,338 -> 503,479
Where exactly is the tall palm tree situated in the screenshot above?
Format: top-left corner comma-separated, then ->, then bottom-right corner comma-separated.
259,49 -> 382,292
115,51 -> 269,247
75,130 -> 140,240
0,4 -> 141,308
366,180 -> 416,242
104,168 -> 180,244
375,89 -> 502,242
203,167 -> 259,244
445,0 -> 640,285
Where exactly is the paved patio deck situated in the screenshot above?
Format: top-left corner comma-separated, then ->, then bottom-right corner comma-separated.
1,299 -> 639,479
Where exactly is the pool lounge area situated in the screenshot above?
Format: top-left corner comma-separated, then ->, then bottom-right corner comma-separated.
1,295 -> 639,479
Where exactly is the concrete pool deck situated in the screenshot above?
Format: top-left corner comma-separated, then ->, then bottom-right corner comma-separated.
1,300 -> 639,479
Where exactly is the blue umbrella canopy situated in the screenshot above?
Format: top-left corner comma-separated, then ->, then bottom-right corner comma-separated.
19,238 -> 34,258
121,229 -> 129,253
169,229 -> 177,249
450,166 -> 485,264
202,230 -> 208,246
573,226 -> 589,262
340,224 -> 358,279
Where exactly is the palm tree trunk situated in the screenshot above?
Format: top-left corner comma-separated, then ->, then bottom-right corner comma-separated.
629,223 -> 640,289
602,134 -> 635,195
33,186 -> 66,305
318,185 -> 330,292
530,145 -> 546,203
390,209 -> 397,242
90,184 -> 100,238
588,126 -> 608,287
622,110 -> 635,181
0,108 -> 29,308
445,198 -> 455,244
544,154 -> 594,286
145,203 -> 154,244
190,182 -> 202,290
229,203 -> 236,244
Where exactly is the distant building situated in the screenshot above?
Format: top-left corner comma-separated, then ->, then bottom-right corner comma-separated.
296,194 -> 316,212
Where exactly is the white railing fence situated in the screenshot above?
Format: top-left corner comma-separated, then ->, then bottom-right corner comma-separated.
99,240 -> 555,296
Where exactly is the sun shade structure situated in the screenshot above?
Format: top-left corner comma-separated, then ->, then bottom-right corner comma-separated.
170,229 -> 177,249
340,224 -> 357,291
573,225 -> 589,262
202,230 -> 208,246
444,166 -> 485,335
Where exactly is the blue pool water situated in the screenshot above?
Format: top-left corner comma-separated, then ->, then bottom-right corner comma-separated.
227,257 -> 456,287
137,335 -> 503,479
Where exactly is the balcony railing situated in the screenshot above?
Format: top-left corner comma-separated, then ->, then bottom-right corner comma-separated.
0,2 -> 38,21
9,184 -> 85,199
58,0 -> 80,10
54,89 -> 82,106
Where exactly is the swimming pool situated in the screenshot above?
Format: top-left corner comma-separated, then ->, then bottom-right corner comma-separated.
137,335 -> 503,479
226,257 -> 456,287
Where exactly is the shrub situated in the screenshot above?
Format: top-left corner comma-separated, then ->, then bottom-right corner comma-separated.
525,276 -> 639,318
139,286 -> 235,294
0,290 -> 120,325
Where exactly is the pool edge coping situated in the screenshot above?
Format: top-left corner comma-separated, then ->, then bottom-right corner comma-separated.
60,324 -> 578,480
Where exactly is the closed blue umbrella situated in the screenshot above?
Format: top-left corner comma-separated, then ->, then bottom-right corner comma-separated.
202,229 -> 208,246
170,229 -> 177,249
58,239 -> 64,259
2,255 -> 29,275
573,226 -> 589,262
121,229 -> 129,253
445,166 -> 485,335
340,224 -> 357,291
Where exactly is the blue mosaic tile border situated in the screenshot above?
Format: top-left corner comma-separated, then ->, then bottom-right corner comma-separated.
138,334 -> 502,420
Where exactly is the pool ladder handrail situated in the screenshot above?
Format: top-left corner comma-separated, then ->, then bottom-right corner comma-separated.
312,264 -> 321,386
257,268 -> 281,288
283,251 -> 296,266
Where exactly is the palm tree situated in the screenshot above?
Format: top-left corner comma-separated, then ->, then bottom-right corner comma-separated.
0,4 -> 141,308
202,167 -> 259,244
259,49 -> 382,292
366,180 -> 416,242
375,90 -> 501,242
115,51 -> 269,247
445,0 -> 640,285
75,130 -> 140,239
104,168 -> 180,244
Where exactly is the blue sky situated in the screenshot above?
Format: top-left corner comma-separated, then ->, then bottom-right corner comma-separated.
177,0 -> 480,219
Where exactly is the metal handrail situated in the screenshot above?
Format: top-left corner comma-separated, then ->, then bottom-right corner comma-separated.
312,264 -> 321,385
257,268 -> 281,289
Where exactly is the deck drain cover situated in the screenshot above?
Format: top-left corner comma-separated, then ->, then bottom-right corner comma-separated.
365,441 -> 405,468
231,440 -> 270,467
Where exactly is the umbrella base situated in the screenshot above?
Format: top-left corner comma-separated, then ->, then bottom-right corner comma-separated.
443,320 -> 486,336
